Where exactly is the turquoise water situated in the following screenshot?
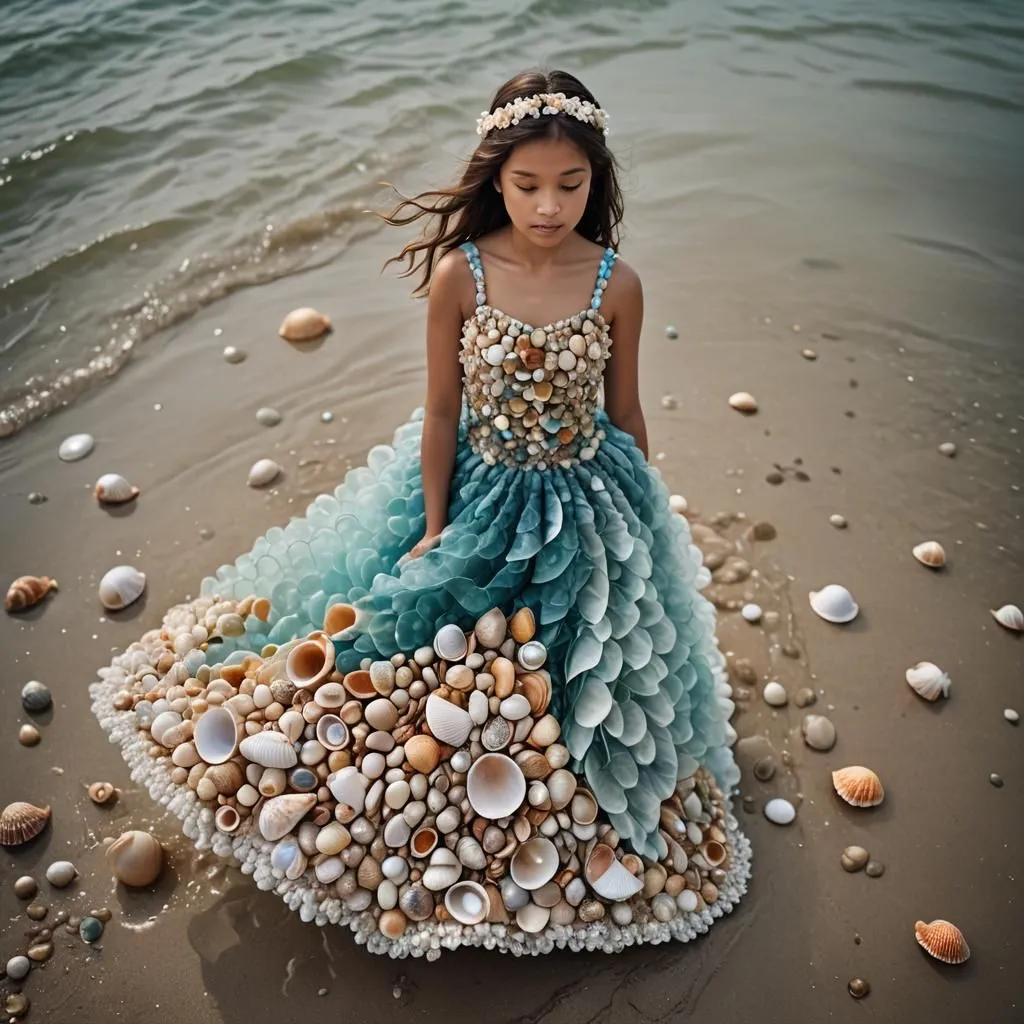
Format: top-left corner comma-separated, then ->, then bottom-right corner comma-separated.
1,0 -> 1022,437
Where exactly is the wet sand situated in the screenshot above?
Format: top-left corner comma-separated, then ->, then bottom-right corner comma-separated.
1,219 -> 1022,1022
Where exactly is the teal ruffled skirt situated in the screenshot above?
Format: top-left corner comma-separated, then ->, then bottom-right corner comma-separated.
201,408 -> 739,859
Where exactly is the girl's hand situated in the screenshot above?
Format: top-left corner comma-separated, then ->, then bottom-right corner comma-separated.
402,532 -> 443,563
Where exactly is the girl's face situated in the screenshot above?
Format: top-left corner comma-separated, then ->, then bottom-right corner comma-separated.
496,136 -> 593,247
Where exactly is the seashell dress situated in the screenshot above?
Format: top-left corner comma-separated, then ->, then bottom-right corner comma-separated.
200,242 -> 739,859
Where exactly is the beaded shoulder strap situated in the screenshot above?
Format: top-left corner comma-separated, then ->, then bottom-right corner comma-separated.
590,247 -> 618,311
460,242 -> 487,307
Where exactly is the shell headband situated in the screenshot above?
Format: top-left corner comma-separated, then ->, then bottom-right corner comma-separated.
476,92 -> 609,139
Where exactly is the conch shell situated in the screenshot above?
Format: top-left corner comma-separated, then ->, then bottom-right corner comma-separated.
0,801 -> 51,846
106,829 -> 164,887
915,919 -> 970,964
5,575 -> 58,613
278,307 -> 332,341
831,765 -> 884,807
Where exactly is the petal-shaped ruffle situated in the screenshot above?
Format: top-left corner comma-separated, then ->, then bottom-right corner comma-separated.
199,407 -> 739,856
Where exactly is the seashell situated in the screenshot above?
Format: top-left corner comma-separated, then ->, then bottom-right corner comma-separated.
257,767 -> 286,797
398,883 -> 434,922
88,781 -> 117,805
0,802 -> 51,846
912,540 -> 946,568
205,761 -> 244,795
700,840 -> 727,869
467,753 -> 527,819
270,837 -> 306,877
277,709 -> 305,743
21,680 -> 52,711
545,768 -> 577,810
510,837 -> 560,891
808,584 -> 859,624
316,822 -> 352,856
313,681 -> 346,708
434,623 -> 468,662
45,860 -> 78,888
832,765 -> 884,807
528,780 -> 551,810
214,805 -> 241,834
515,902 -> 551,934
914,919 -> 970,964
364,698 -> 399,732
247,458 -> 282,488
5,575 -> 58,613
278,306 -> 331,341
510,607 -> 536,643
314,713 -> 350,751
570,788 -> 598,826
728,391 -> 758,413
410,825 -> 439,859
98,565 -> 146,611
517,671 -> 552,716
239,731 -> 298,769
148,710 -> 183,747
585,844 -> 644,902
905,662 -> 951,702
106,830 -> 163,887
57,432 -> 95,461
404,734 -> 441,775
528,714 -> 560,748
324,602 -> 356,635
94,473 -> 139,504
341,669 -> 376,699
516,640 -> 547,671
327,765 -> 368,813
455,835 -> 487,871
422,848 -> 463,892
481,715 -> 513,751
193,706 -> 240,765
444,880 -> 490,925
425,694 -> 473,747
991,604 -> 1023,633
378,908 -> 408,938
474,608 -> 507,649
258,793 -> 316,841
286,632 -> 334,689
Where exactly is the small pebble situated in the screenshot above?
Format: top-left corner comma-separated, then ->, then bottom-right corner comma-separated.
28,492 -> 47,504
5,993 -> 30,1019
989,773 -> 1003,788
21,680 -> 52,711
766,471 -> 785,486
27,942 -> 53,962
222,345 -> 246,364
829,513 -> 847,528
89,907 -> 112,923
865,861 -> 885,878
741,795 -> 756,813
18,723 -> 41,746
751,521 -> 777,541
841,846 -> 870,872
255,407 -> 282,427
26,903 -> 47,921
741,603 -> 763,623
848,978 -> 870,999
1005,709 -> 1019,724
5,955 -> 31,981
318,988 -> 328,997
762,681 -> 788,707
854,933 -> 862,945
666,325 -> 678,339
13,876 -> 37,899
793,687 -> 817,708
45,860 -> 78,888
801,349 -> 817,360
801,714 -> 836,752
764,798 -> 796,825
753,756 -> 776,782
79,916 -> 104,943
938,442 -> 957,457
320,411 -> 334,423
52,910 -> 68,926
660,394 -> 678,409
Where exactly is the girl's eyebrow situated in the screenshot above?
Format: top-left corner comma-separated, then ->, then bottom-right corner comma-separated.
510,167 -> 588,177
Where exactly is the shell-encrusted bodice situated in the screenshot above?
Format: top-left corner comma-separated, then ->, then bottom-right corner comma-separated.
458,242 -> 616,471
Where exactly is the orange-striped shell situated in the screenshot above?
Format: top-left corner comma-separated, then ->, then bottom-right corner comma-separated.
0,801 -> 51,846
831,765 -> 885,807
4,575 -> 58,612
915,919 -> 970,964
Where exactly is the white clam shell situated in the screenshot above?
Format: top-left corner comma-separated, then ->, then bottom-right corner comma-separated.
98,564 -> 146,611
58,432 -> 95,462
499,694 -> 531,721
94,473 -> 139,504
278,306 -> 331,342
912,540 -> 946,568
444,880 -> 490,925
247,458 -> 282,488
808,584 -> 859,624
728,391 -> 758,413
239,731 -> 298,769
314,714 -> 350,751
991,604 -> 1023,632
515,902 -> 551,933
424,693 -> 473,747
433,623 -> 468,661
192,706 -> 239,765
585,844 -> 643,902
467,752 -> 527,820
327,765 -> 368,814
509,837 -> 559,891
258,793 -> 316,842
905,661 -> 951,701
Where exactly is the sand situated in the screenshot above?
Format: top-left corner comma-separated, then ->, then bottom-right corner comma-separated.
1,223 -> 1022,1023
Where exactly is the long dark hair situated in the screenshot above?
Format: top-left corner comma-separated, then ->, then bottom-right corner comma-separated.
382,69 -> 624,295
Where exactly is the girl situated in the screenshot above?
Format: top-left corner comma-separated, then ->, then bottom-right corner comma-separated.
187,69 -> 749,953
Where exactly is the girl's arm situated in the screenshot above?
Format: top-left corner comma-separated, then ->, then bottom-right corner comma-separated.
604,262 -> 649,460
412,251 -> 468,555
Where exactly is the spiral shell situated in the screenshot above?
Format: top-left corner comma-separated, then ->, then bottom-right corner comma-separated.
0,802 -> 51,846
5,575 -> 58,613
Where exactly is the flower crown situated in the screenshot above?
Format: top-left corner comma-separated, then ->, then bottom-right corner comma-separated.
476,92 -> 609,139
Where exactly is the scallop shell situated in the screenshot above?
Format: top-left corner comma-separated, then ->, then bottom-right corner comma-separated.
808,584 -> 859,624
106,830 -> 163,887
444,880 -> 490,925
728,391 -> 758,413
286,632 -> 334,689
467,753 -> 527,819
832,765 -> 885,807
214,805 -> 241,834
57,432 -> 95,461
585,843 -> 644,902
247,458 -> 282,488
239,731 -> 298,769
5,575 -> 58,613
510,838 -> 560,891
905,661 -> 951,701
914,919 -> 970,964
990,604 -> 1023,632
323,602 -> 356,634
192,706 -> 240,765
278,306 -> 332,342
912,541 -> 946,568
98,565 -> 146,611
516,640 -> 547,671
314,713 -> 350,751
433,623 -> 468,662
425,694 -> 473,747
94,473 -> 139,504
258,793 -> 316,841
0,802 -> 51,846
